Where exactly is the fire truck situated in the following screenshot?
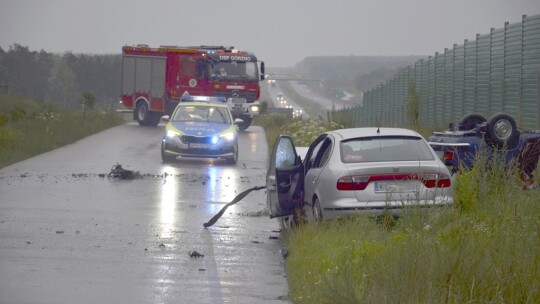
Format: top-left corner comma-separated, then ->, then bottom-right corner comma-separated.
120,44 -> 265,130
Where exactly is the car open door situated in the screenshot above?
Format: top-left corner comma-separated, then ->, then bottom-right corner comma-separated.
266,135 -> 304,218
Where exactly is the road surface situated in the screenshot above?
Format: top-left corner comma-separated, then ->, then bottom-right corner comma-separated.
0,123 -> 290,304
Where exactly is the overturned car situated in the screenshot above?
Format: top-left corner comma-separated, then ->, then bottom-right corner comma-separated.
428,113 -> 540,188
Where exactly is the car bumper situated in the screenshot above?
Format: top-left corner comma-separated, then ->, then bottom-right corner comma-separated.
320,196 -> 454,219
162,138 -> 237,159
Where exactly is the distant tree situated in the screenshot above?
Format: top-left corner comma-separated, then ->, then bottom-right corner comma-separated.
51,61 -> 78,108
80,91 -> 96,117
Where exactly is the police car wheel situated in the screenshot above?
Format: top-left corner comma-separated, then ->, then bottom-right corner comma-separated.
226,145 -> 238,164
161,144 -> 176,162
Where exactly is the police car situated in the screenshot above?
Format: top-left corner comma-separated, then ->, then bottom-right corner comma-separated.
161,96 -> 241,164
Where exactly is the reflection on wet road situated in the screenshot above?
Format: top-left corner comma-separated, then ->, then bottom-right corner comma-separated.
0,124 -> 289,304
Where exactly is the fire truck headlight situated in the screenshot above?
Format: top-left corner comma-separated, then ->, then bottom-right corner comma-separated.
250,105 -> 259,113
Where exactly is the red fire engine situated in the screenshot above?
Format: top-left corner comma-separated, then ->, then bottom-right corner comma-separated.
120,45 -> 265,130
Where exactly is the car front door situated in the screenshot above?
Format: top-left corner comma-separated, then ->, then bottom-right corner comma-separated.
266,135 -> 304,218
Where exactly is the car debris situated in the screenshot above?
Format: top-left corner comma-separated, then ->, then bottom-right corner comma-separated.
188,250 -> 204,258
108,163 -> 139,179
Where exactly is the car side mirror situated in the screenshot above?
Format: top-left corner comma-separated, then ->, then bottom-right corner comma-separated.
161,115 -> 170,122
234,118 -> 244,125
260,61 -> 265,80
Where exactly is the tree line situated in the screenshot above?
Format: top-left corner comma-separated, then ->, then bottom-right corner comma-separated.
0,44 -> 121,109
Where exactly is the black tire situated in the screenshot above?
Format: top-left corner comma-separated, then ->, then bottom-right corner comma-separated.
312,197 -> 323,223
458,113 -> 487,131
161,143 -> 176,162
226,145 -> 239,164
135,101 -> 161,127
237,116 -> 252,131
147,112 -> 162,127
135,102 -> 149,126
486,113 -> 518,149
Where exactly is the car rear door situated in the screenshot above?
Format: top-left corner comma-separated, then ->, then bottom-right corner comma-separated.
266,135 -> 304,218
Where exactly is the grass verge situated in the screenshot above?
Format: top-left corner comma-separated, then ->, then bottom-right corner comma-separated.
255,114 -> 540,303
0,93 -> 125,168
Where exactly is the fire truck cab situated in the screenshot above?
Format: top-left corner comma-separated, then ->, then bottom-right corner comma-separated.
120,44 -> 265,130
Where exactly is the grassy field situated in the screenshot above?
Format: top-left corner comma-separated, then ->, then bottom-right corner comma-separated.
0,93 -> 125,168
254,115 -> 540,303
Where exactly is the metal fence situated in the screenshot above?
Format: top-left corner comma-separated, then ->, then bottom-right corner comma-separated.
331,14 -> 540,130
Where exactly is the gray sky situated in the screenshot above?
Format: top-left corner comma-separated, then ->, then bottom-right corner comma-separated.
1,0 -> 539,67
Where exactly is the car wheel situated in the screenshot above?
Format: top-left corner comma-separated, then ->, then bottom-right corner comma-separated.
226,145 -> 238,164
135,102 -> 149,126
161,143 -> 176,162
312,197 -> 323,223
486,113 -> 519,149
458,113 -> 486,131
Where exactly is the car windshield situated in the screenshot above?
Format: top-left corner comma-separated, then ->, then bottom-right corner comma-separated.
340,136 -> 435,163
172,105 -> 232,124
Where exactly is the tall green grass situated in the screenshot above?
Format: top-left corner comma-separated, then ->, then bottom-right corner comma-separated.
0,93 -> 125,168
255,114 -> 539,303
284,156 -> 540,303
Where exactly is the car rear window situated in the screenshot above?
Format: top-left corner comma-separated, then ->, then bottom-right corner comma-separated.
340,136 -> 435,163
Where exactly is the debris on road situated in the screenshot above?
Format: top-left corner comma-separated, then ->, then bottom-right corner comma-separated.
188,250 -> 204,258
108,163 -> 139,179
203,185 -> 266,228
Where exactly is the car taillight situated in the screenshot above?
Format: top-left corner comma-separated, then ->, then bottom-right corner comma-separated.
337,173 -> 451,191
337,175 -> 369,190
421,173 -> 451,188
443,151 -> 453,161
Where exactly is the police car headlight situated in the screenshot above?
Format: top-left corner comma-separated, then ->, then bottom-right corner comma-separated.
211,135 -> 220,144
250,106 -> 259,113
220,132 -> 236,141
166,130 -> 180,138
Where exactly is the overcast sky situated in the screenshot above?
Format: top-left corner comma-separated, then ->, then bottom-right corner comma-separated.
1,0 -> 539,67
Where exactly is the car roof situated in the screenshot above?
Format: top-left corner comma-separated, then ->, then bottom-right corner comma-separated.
328,128 -> 423,140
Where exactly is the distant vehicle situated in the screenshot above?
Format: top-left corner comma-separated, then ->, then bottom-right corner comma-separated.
428,113 -> 540,188
266,128 -> 454,227
161,95 -> 241,164
268,79 -> 276,87
120,44 -> 265,130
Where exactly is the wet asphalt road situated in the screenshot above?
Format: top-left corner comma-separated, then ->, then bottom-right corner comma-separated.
0,123 -> 290,304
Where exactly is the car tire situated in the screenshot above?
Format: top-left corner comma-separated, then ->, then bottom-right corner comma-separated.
486,113 -> 519,149
312,197 -> 323,223
161,143 -> 176,162
458,113 -> 486,131
226,145 -> 238,164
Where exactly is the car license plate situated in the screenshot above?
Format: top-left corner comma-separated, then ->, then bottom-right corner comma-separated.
190,143 -> 211,149
230,97 -> 246,104
374,181 -> 416,193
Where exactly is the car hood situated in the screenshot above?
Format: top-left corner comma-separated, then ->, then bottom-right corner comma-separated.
169,121 -> 232,136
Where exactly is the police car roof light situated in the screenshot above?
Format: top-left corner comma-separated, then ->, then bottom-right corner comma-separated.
180,95 -> 227,103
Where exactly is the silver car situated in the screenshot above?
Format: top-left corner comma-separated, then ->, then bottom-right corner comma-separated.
266,128 -> 454,223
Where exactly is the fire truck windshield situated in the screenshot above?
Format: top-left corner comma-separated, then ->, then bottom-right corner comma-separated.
210,61 -> 258,82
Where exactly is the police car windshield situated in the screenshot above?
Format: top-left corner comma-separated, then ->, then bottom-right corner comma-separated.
210,61 -> 258,81
173,105 -> 232,124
